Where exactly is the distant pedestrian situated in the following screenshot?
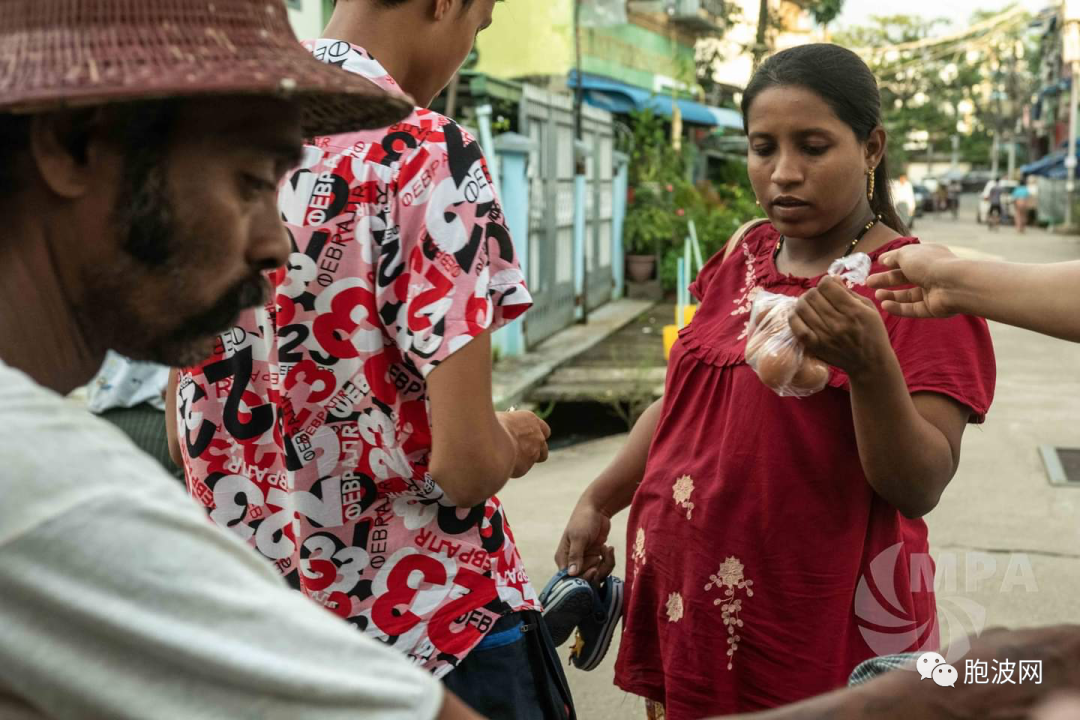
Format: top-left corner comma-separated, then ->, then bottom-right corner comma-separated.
935,182 -> 949,213
988,178 -> 1004,230
1012,180 -> 1032,233
948,179 -> 961,220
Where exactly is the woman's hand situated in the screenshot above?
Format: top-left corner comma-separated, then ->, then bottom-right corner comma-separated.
789,276 -> 892,379
866,244 -> 963,319
554,498 -> 616,585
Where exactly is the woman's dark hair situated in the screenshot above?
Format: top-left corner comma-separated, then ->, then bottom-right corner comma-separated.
741,43 -> 906,235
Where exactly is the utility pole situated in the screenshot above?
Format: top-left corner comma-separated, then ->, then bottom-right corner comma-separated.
1007,130 -> 1017,178
1064,0 -> 1080,228
573,0 -> 589,323
573,0 -> 584,144
991,130 -> 1000,179
927,139 -> 934,187
753,0 -> 770,71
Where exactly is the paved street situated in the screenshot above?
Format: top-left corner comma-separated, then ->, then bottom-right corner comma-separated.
496,201 -> 1080,718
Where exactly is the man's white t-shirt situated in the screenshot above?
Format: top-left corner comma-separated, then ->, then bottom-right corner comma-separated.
0,360 -> 442,719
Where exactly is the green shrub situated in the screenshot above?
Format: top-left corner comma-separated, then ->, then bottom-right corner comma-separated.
623,107 -> 764,291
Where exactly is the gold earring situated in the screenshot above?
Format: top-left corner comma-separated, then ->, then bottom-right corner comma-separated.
867,168 -> 876,202
755,199 -> 761,207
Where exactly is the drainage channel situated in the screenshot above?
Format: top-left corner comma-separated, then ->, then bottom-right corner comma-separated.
537,400 -> 645,452
1040,446 -> 1080,486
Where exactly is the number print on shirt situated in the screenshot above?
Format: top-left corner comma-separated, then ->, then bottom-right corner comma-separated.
175,39 -> 536,679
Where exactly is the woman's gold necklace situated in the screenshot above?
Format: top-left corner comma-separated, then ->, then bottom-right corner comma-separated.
773,215 -> 880,263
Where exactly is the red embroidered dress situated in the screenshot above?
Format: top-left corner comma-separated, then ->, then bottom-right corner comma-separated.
614,224 -> 996,718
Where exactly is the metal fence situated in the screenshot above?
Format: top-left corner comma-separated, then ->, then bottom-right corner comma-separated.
519,84 -> 616,347
1037,177 -> 1068,225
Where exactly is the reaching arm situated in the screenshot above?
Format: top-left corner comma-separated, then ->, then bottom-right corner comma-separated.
848,360 -> 969,519
791,278 -> 969,519
427,328 -> 549,508
727,625 -> 1080,720
869,245 -> 1080,342
581,397 -> 663,517
555,397 -> 663,580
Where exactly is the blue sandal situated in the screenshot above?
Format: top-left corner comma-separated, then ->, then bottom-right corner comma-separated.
569,575 -> 624,671
538,569 -> 594,647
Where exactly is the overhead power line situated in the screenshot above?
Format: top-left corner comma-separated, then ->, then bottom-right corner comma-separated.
851,5 -> 1029,57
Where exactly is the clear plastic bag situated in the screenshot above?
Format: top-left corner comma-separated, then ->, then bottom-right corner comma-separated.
744,253 -> 872,398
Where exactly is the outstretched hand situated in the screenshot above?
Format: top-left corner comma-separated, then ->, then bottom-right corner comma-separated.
867,244 -> 961,319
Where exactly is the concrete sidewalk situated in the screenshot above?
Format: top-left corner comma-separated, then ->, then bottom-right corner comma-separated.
498,209 -> 1080,717
491,299 -> 654,409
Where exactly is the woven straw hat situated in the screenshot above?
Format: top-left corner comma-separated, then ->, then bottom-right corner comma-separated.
0,0 -> 413,135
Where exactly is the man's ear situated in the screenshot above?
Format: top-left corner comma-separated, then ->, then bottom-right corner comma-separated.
865,125 -> 887,170
28,109 -> 110,199
432,0 -> 455,21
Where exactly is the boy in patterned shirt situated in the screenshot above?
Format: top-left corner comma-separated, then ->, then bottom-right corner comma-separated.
171,1 -> 573,717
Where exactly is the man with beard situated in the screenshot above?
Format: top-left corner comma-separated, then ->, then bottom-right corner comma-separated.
0,0 -> 482,717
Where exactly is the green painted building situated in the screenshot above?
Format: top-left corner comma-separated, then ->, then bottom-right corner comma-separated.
285,0 -> 334,40
474,2 -> 706,95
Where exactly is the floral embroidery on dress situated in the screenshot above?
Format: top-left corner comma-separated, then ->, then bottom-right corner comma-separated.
731,244 -> 759,340
632,527 -> 647,566
705,556 -> 755,670
665,592 -> 684,623
672,474 -> 695,520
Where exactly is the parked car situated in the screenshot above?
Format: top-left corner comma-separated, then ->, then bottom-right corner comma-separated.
976,179 -> 1017,223
962,170 -> 993,193
912,184 -> 933,214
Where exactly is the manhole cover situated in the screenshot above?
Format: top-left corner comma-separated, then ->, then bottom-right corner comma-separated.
1040,446 -> 1080,486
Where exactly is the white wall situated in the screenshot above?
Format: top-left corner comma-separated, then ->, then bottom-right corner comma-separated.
286,0 -> 326,40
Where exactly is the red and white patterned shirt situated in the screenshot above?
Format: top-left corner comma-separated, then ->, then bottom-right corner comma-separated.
176,39 -> 537,678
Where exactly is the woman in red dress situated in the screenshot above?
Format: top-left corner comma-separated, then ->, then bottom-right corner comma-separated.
555,44 -> 996,719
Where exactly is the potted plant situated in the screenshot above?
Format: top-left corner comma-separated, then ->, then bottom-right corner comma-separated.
624,200 -> 673,282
